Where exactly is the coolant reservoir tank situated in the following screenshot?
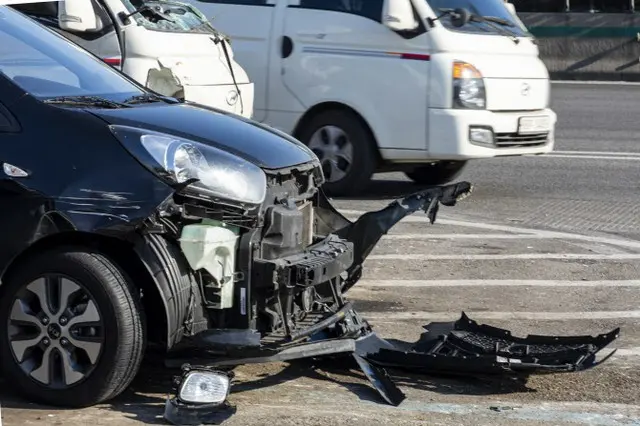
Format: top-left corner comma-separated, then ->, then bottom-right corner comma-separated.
179,220 -> 240,309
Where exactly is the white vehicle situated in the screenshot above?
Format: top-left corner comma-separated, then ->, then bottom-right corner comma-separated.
181,0 -> 556,195
10,0 -> 254,118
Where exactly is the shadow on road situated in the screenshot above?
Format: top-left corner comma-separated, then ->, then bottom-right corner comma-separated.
0,352 -> 536,424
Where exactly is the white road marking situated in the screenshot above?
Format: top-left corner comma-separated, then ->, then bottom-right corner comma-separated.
553,79 -> 640,86
356,279 -> 640,288
209,401 -> 640,424
367,253 -> 640,261
552,150 -> 640,157
613,347 -> 640,358
543,154 -> 640,161
383,233 -> 553,240
363,311 -> 640,321
341,210 -> 640,250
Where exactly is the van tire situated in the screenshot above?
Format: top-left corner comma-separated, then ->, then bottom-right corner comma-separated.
298,109 -> 376,196
0,249 -> 146,408
404,161 -> 468,185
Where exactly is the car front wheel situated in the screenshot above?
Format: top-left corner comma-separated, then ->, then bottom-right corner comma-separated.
0,248 -> 146,407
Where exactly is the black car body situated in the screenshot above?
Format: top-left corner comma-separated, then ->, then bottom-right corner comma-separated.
0,5 -> 620,411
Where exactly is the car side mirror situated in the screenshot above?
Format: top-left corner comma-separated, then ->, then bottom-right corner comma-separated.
58,0 -> 104,32
382,0 -> 419,32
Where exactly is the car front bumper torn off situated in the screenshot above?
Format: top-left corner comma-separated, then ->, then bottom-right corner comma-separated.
163,181 -> 621,424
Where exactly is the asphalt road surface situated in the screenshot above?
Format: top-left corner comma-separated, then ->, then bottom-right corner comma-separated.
2,82 -> 640,426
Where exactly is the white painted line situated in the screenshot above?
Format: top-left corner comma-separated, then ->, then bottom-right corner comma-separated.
552,150 -> 640,157
552,79 -> 640,86
356,279 -> 640,288
363,311 -> 640,321
367,253 -> 640,261
340,210 -> 640,250
543,154 -> 640,161
613,347 -> 640,357
383,233 -> 552,240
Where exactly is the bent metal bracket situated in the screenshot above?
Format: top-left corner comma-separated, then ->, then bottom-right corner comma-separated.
164,181 -> 621,423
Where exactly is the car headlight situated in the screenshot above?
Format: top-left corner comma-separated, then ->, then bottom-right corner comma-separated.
111,125 -> 266,206
452,61 -> 486,109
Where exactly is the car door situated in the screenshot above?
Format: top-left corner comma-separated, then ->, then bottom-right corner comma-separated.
186,0 -> 280,122
280,0 -> 431,152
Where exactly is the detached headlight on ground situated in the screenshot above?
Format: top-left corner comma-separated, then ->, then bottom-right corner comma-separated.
452,61 -> 486,110
164,365 -> 236,426
111,125 -> 266,206
178,370 -> 230,404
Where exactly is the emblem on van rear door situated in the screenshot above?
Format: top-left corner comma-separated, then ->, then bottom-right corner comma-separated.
226,90 -> 239,106
521,83 -> 531,96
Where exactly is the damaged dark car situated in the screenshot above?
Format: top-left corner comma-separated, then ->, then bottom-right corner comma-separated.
0,5 -> 620,420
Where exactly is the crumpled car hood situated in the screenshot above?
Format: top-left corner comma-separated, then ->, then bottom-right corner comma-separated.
89,103 -> 318,170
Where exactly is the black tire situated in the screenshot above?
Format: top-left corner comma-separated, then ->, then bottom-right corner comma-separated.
297,109 -> 377,197
404,161 -> 468,185
0,248 -> 146,407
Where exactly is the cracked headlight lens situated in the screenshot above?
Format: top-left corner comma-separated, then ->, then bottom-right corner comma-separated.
111,125 -> 266,206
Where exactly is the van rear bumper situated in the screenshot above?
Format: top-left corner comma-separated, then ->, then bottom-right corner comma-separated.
426,107 -> 557,160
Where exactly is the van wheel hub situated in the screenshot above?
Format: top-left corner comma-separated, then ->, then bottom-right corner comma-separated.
7,276 -> 105,388
308,125 -> 354,183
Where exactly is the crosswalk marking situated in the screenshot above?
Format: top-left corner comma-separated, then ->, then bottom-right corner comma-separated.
340,210 -> 640,250
356,279 -> 640,287
383,233 -> 555,239
367,253 -> 640,261
363,311 -> 640,320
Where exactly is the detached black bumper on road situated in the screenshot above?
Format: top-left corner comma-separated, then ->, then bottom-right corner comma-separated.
165,181 -> 621,414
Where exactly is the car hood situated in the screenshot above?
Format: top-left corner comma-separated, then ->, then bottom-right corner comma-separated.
89,103 -> 317,170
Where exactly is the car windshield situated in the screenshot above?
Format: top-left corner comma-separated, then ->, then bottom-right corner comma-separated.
425,0 -> 530,37
0,6 -> 144,101
122,0 -> 218,34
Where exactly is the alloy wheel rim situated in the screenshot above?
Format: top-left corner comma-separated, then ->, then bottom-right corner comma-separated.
8,275 -> 105,389
308,125 -> 354,183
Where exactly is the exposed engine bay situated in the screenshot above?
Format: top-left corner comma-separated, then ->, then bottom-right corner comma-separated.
131,161 -> 620,423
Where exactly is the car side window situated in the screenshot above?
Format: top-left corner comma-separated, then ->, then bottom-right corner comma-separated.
298,0 -> 384,22
0,36 -> 82,95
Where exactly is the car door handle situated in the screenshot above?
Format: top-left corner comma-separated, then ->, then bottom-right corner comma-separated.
281,36 -> 293,59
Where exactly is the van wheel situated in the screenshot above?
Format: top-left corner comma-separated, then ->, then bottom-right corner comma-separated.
298,110 -> 376,196
0,249 -> 146,407
404,161 -> 468,185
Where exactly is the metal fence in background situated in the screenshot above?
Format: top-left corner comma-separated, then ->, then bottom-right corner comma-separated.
514,0 -> 637,13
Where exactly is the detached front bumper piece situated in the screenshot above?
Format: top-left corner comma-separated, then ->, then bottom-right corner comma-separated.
356,312 -> 620,376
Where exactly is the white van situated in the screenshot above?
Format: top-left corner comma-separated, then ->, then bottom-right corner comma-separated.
181,0 -> 556,195
11,0 -> 254,118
